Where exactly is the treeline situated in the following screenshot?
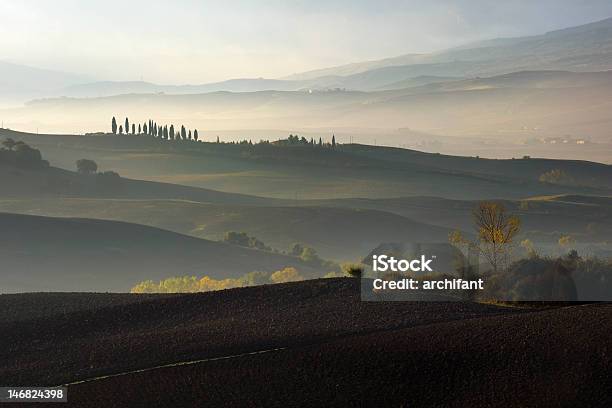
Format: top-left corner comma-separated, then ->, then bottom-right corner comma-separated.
131,233 -> 352,293
444,201 -> 612,301
111,116 -> 199,142
223,231 -> 338,271
109,117 -> 339,148
277,134 -> 337,148
130,267 -> 305,294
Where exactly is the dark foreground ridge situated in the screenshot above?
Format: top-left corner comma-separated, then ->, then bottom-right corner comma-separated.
1,279 -> 610,407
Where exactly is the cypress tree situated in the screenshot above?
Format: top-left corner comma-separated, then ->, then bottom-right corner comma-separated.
125,118 -> 129,134
111,117 -> 117,134
194,129 -> 199,141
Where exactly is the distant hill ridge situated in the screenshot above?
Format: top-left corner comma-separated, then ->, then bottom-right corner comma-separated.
3,17 -> 612,102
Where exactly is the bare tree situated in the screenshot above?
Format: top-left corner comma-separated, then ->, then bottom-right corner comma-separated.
473,202 -> 520,273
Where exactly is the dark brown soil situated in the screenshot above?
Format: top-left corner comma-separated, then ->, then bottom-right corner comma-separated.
2,279 -> 609,407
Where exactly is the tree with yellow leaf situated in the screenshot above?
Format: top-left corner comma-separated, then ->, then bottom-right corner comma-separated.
449,202 -> 520,274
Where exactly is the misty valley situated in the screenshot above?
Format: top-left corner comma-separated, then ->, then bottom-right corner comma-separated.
2,9 -> 612,407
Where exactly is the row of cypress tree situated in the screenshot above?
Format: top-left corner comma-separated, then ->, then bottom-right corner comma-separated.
111,117 -> 199,141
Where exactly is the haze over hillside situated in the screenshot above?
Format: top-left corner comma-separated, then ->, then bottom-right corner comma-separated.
285,17 -> 612,82
2,69 -> 612,162
4,17 -> 612,101
3,128 -> 610,200
0,212 -> 321,293
2,18 -> 612,161
2,5 -> 612,405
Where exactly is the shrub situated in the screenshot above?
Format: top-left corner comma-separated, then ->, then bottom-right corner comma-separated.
0,139 -> 48,169
342,263 -> 364,278
76,159 -> 98,175
270,267 -> 303,283
224,231 -> 272,251
539,169 -> 574,185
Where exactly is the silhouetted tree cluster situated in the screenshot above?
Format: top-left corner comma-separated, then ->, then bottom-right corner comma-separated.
484,252 -> 579,301
276,134 -> 337,148
110,116 -> 201,143
76,159 -> 98,175
0,138 -> 49,169
75,157 -> 123,191
290,242 -> 338,270
223,231 -> 272,252
109,118 -> 341,151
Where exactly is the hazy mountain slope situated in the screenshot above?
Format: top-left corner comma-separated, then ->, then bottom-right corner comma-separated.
376,75 -> 460,90
0,61 -> 90,107
2,17 -> 612,105
286,17 -> 612,86
6,69 -> 612,148
283,54 -> 428,80
0,212 -> 318,293
0,61 -> 88,94
56,78 -> 316,98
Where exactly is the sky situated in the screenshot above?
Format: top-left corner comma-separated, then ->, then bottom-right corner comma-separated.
2,0 -> 612,84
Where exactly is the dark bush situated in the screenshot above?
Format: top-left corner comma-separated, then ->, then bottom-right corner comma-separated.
76,159 -> 98,175
0,139 -> 48,169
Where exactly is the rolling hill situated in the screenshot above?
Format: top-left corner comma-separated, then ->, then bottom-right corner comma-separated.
2,279 -> 610,407
318,195 -> 612,247
0,279 -> 524,387
5,69 -> 612,154
2,129 -> 610,200
0,198 -> 455,262
1,192 -> 609,265
2,17 -> 612,114
0,212 -> 320,293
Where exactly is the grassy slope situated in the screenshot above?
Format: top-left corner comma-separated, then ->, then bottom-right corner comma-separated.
2,129 -> 610,200
0,212 -> 320,293
0,198 -> 454,262
1,195 -> 610,263
317,194 -> 612,244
